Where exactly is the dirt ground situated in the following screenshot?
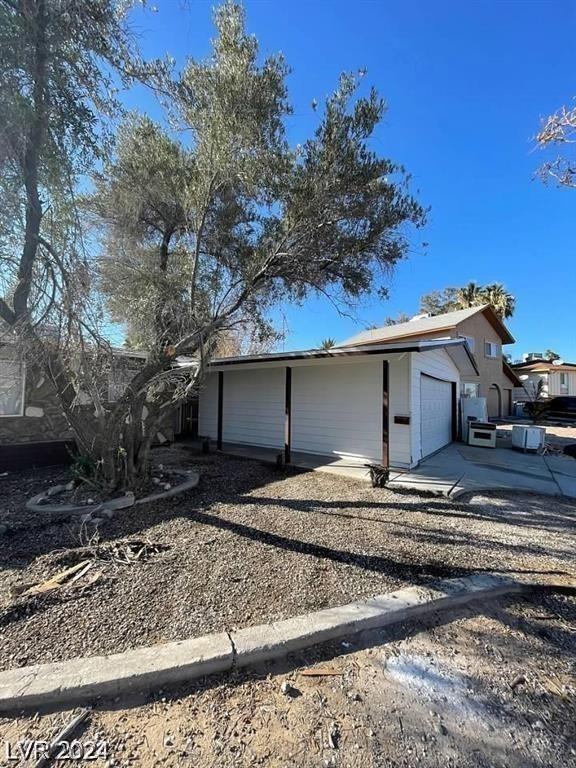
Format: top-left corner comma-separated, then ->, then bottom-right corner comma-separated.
1,448 -> 575,669
497,421 -> 576,452
0,591 -> 574,768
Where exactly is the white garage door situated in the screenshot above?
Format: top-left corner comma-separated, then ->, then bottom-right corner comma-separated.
420,374 -> 452,458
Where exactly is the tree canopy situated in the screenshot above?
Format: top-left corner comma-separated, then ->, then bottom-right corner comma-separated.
536,101 -> 576,188
420,282 -> 515,319
0,0 -> 426,488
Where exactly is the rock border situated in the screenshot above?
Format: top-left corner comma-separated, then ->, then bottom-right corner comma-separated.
0,470 -> 201,537
1,573 -> 569,712
22,470 -> 200,523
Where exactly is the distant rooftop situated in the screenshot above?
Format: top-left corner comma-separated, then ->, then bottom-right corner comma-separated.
339,305 -> 514,347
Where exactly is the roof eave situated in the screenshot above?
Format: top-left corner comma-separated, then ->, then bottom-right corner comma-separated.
208,338 -> 478,375
503,360 -> 523,387
481,304 -> 515,344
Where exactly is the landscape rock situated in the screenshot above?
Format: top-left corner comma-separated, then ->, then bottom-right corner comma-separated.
280,681 -> 299,697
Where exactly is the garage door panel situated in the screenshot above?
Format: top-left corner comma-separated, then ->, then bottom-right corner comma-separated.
420,375 -> 452,457
223,368 -> 284,448
291,362 -> 381,461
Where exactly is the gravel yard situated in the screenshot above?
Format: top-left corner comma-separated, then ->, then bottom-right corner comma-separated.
1,592 -> 574,767
0,446 -> 575,670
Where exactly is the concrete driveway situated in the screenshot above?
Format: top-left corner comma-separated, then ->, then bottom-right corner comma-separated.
388,441 -> 576,499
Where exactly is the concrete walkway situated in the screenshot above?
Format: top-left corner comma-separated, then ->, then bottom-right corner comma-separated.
179,438 -> 576,499
180,440 -> 372,481
388,442 -> 576,500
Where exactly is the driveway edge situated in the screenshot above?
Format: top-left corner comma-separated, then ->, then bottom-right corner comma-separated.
0,573 -> 560,713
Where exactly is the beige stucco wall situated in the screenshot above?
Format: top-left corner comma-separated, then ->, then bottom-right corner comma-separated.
382,313 -> 513,415
454,314 -> 513,404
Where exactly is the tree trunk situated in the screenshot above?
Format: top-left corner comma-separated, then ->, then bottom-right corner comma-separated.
14,0 -> 47,318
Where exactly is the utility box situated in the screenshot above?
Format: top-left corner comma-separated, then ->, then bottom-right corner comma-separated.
511,425 -> 546,452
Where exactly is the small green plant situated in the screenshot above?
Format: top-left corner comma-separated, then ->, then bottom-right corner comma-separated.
68,452 -> 98,487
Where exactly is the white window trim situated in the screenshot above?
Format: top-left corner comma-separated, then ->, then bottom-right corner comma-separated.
559,372 -> 569,393
484,340 -> 499,359
0,359 -> 26,418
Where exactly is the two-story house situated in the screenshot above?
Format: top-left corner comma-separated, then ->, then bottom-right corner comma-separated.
339,305 -> 520,417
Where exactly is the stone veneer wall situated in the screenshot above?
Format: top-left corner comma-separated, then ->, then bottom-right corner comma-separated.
0,363 -> 175,447
0,366 -> 73,446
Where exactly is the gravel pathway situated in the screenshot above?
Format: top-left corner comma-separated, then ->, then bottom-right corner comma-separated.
0,447 -> 574,669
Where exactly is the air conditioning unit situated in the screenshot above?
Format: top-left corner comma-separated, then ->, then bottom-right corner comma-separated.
511,425 -> 546,452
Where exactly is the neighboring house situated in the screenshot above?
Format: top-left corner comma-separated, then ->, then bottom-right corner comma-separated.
337,305 -> 520,418
0,348 -> 75,467
512,359 -> 576,401
0,343 -> 161,470
198,337 -> 478,471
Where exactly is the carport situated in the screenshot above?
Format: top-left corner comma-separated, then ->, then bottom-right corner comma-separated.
198,338 -> 477,471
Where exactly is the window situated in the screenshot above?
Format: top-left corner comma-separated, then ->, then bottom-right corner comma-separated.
459,335 -> 475,353
560,372 -> 568,394
484,341 -> 499,358
0,359 -> 25,417
108,367 -> 137,402
462,382 -> 479,398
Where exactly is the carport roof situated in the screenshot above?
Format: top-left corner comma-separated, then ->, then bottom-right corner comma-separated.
209,337 -> 479,376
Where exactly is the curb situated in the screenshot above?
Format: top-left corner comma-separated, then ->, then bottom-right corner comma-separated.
448,481 -> 564,500
0,573 -> 553,712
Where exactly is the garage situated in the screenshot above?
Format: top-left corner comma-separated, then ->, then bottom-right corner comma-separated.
420,374 -> 453,458
198,339 -> 473,471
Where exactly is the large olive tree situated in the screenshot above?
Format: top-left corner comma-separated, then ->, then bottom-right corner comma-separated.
1,0 -> 426,490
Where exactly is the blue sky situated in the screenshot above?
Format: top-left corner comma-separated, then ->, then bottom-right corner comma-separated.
123,0 -> 575,361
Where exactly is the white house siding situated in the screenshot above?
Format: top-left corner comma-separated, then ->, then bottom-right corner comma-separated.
549,371 -> 576,396
198,371 -> 218,439
410,349 -> 459,463
387,354 -> 412,468
288,355 -> 412,467
290,360 -> 382,463
198,352 -> 451,470
221,367 -> 285,448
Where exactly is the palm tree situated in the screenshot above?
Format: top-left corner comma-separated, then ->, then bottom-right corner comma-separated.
455,281 -> 483,309
320,337 -> 336,349
481,283 -> 515,319
421,282 -> 515,318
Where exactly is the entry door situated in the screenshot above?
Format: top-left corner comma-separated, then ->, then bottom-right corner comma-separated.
420,375 -> 452,458
179,399 -> 199,438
